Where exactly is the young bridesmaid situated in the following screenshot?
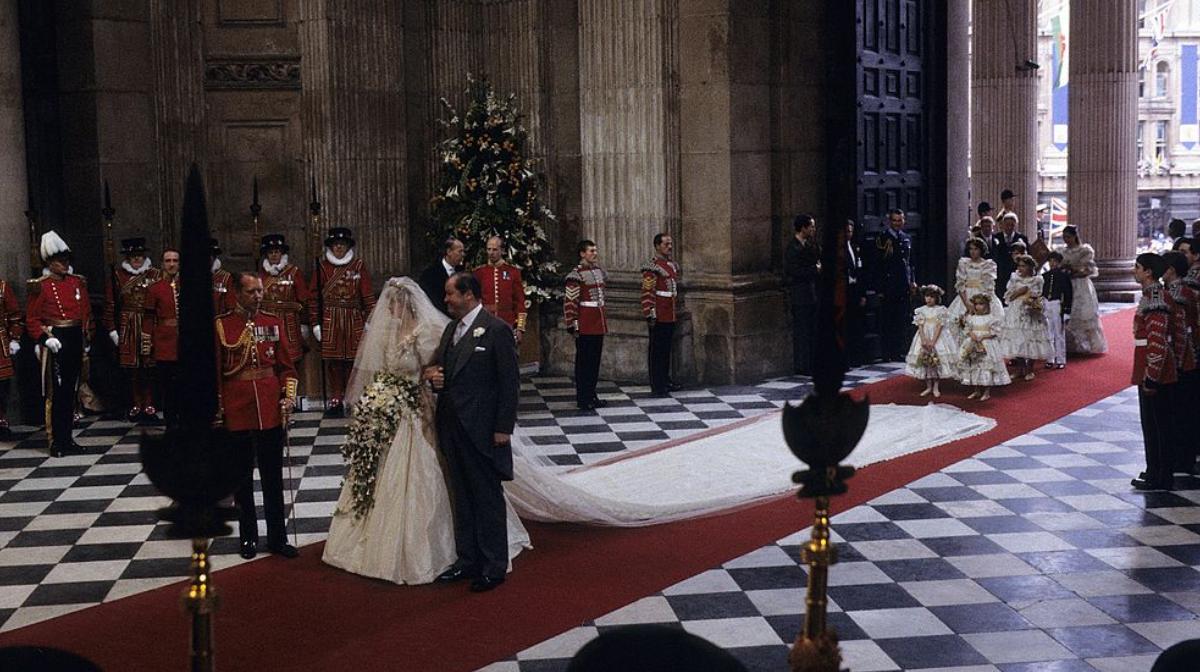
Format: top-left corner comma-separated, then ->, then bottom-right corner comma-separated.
1002,254 -> 1054,380
904,285 -> 958,397
959,293 -> 1011,400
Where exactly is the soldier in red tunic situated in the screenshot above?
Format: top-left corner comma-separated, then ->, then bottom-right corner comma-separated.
1131,253 -> 1178,491
143,249 -> 181,427
0,278 -> 24,437
258,234 -> 312,364
641,233 -> 681,398
218,271 -> 299,560
474,235 -> 528,343
27,232 -> 95,457
310,227 -> 374,415
1173,238 -> 1200,472
1163,251 -> 1198,475
210,238 -> 236,314
103,238 -> 161,422
564,239 -> 608,411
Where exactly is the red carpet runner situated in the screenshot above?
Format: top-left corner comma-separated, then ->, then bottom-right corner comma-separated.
0,309 -> 1136,671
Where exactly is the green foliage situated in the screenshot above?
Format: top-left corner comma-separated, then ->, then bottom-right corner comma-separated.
430,75 -> 561,303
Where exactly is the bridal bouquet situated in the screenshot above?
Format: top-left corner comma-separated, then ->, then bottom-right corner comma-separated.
340,372 -> 424,519
1023,294 -> 1044,319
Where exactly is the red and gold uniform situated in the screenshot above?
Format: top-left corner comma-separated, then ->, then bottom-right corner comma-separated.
103,258 -> 161,417
1167,279 -> 1197,375
1133,281 -> 1177,489
27,271 -> 93,453
474,261 -> 527,332
641,256 -> 681,396
143,275 -> 180,364
564,263 -> 607,408
0,280 -> 24,432
216,306 -> 298,552
259,263 -> 311,364
1172,268 -> 1200,472
640,257 -> 680,323
310,251 -> 375,405
217,308 -> 297,432
0,280 -> 23,380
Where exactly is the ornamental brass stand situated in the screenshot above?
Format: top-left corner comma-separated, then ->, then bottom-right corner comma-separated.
141,165 -> 251,672
784,205 -> 869,672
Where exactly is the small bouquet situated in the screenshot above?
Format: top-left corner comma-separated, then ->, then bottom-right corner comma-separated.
917,348 -> 941,373
1023,294 -> 1044,320
959,339 -> 985,366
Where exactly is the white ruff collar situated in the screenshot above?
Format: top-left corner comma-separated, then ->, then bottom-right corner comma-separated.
43,266 -> 75,277
326,248 -> 354,266
211,259 -> 222,273
122,257 -> 152,275
262,254 -> 290,276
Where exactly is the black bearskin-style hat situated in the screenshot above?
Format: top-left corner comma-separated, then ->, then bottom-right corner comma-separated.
209,238 -> 222,257
324,227 -> 355,248
120,237 -> 148,255
259,234 -> 289,254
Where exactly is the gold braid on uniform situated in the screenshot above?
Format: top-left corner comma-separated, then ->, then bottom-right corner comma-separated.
216,319 -> 254,377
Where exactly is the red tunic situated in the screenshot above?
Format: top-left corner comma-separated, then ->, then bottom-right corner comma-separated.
212,268 -> 236,314
1132,283 -> 1177,387
259,264 -> 311,363
216,308 -> 298,432
1168,280 -> 1197,373
309,256 -> 375,361
1185,263 -> 1200,364
143,276 -> 179,363
0,281 -> 24,380
103,265 -> 161,368
26,273 -> 93,343
564,265 -> 608,336
474,262 -> 527,331
640,256 -> 681,323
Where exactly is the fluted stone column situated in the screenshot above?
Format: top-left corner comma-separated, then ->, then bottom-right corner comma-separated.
0,0 -> 28,283
299,1 -> 410,280
971,0 -> 1039,237
1068,0 -> 1140,300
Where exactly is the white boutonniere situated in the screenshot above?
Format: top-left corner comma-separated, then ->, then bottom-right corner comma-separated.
472,327 -> 485,338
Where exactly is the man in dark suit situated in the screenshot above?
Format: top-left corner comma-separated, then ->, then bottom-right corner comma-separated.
990,212 -> 1028,300
873,208 -> 916,361
844,219 -> 867,366
783,214 -> 820,375
418,237 -> 465,314
424,272 -> 520,592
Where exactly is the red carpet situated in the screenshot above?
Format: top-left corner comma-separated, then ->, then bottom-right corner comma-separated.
0,309 -> 1136,672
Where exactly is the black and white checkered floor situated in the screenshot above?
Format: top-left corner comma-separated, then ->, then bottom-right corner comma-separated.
482,386 -> 1200,672
0,363 -> 904,634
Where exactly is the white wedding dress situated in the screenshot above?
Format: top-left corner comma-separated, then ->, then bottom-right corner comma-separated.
322,279 -> 530,585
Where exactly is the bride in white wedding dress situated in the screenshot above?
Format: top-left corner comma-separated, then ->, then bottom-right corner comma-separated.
322,277 -> 530,584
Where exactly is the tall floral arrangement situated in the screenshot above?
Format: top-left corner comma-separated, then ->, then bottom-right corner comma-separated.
430,75 -> 560,303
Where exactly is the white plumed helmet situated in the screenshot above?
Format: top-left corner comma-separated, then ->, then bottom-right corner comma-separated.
39,230 -> 71,262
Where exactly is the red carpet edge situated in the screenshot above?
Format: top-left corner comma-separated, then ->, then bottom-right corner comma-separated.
0,308 -> 1136,672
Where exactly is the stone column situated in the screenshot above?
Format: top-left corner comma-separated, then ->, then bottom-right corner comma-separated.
944,0 -> 971,280
1068,0 -> 1140,300
299,1 -> 410,280
0,0 -> 29,283
678,0 -> 783,384
552,0 -> 684,382
971,0 -> 1039,237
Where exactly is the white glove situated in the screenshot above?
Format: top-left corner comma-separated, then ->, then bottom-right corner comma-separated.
362,322 -> 369,333
45,337 -> 62,354
313,326 -> 322,342
8,341 -> 18,356
109,330 -> 119,346
34,344 -> 41,358
301,325 -> 312,340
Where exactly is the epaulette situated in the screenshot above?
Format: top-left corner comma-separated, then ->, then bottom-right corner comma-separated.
215,310 -> 233,319
642,261 -> 667,276
1184,266 -> 1200,289
258,309 -> 280,319
1167,280 -> 1188,304
1137,283 -> 1170,315
565,267 -> 584,284
70,273 -> 88,284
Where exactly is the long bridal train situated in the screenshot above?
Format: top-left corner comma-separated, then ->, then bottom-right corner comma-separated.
505,402 -> 995,527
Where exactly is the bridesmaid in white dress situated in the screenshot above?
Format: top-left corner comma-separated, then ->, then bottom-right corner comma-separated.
948,237 -> 1004,340
322,278 -> 530,585
1060,225 -> 1108,354
1001,255 -> 1054,380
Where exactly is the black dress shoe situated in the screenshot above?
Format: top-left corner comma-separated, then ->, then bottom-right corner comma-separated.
575,403 -> 594,412
591,398 -> 607,408
667,382 -> 683,392
435,566 -> 474,583
267,543 -> 298,559
469,575 -> 505,592
649,390 -> 670,399
1131,478 -> 1172,491
50,444 -> 76,458
239,540 -> 258,559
